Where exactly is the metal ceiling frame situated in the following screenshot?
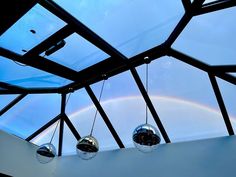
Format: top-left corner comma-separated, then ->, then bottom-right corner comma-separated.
0,0 -> 235,153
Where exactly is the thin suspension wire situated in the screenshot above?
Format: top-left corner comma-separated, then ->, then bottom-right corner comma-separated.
145,63 -> 149,124
50,120 -> 60,144
49,93 -> 71,144
90,80 -> 106,136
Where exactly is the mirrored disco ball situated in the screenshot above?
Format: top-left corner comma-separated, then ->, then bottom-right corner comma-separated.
36,143 -> 56,164
133,123 -> 161,153
76,135 -> 99,160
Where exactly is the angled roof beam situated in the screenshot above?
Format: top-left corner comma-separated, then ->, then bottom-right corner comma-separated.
0,94 -> 27,116
0,81 -> 27,92
26,114 -> 61,141
165,0 -> 205,48
0,47 -> 78,81
63,114 -> 81,140
85,85 -> 125,148
24,25 -> 74,57
168,48 -> 236,85
58,93 -> 66,156
195,0 -> 236,15
0,87 -> 61,95
208,73 -> 234,135
0,0 -> 38,35
182,0 -> 192,12
62,44 -> 167,92
211,65 -> 236,73
130,68 -> 171,143
39,0 -> 126,60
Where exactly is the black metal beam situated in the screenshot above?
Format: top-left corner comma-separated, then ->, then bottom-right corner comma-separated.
24,25 -> 74,57
195,0 -> 236,15
85,85 -> 125,148
0,94 -> 27,116
0,47 -> 78,81
58,118 -> 64,156
0,81 -> 27,92
208,73 -> 234,135
39,0 -> 127,60
130,68 -> 171,143
182,0 -> 192,11
26,114 -> 61,141
0,0 -> 38,35
168,48 -> 236,85
62,44 -> 167,92
211,65 -> 236,73
165,0 -> 205,47
63,114 -> 81,140
58,93 -> 66,156
0,87 -> 61,95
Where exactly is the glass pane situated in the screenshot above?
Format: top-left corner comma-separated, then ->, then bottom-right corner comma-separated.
62,123 -> 78,156
66,88 -> 119,151
0,4 -> 65,55
0,94 -> 61,139
173,7 -> 236,65
136,56 -> 228,142
91,71 -> 165,147
216,78 -> 236,132
54,0 -> 184,57
204,0 -> 218,4
0,56 -> 71,88
228,73 -> 236,77
31,120 -> 60,154
44,33 -> 109,72
0,95 -> 19,110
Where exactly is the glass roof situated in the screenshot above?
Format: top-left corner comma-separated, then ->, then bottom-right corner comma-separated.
0,56 -> 71,88
0,0 -> 235,156
0,4 -> 65,55
173,6 -> 236,66
54,0 -> 184,57
0,95 -> 19,110
137,57 -> 228,142
44,33 -> 109,72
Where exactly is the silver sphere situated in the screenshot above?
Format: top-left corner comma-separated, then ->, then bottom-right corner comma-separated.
76,135 -> 99,160
133,123 -> 161,153
36,143 -> 56,164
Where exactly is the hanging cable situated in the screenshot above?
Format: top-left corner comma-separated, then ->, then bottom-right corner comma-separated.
90,79 -> 106,136
49,120 -> 60,144
145,62 -> 149,124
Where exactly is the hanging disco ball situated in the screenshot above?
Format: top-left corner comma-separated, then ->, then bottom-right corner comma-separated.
36,143 -> 56,164
133,123 -> 161,153
76,135 -> 99,160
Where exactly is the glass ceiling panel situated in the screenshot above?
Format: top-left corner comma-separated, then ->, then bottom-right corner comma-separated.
31,120 -> 60,153
54,0 -> 184,57
91,71 -> 165,148
228,73 -> 236,77
203,0 -> 218,4
216,78 -> 236,132
173,7 -> 236,65
0,95 -> 19,110
136,56 -> 228,142
62,123 -> 78,156
0,56 -> 71,88
65,88 -> 119,152
0,4 -> 65,55
0,94 -> 61,139
44,33 -> 109,72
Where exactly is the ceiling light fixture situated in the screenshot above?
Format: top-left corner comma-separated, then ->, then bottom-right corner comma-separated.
76,76 -> 107,160
36,120 -> 59,163
132,57 -> 161,153
45,40 -> 66,56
